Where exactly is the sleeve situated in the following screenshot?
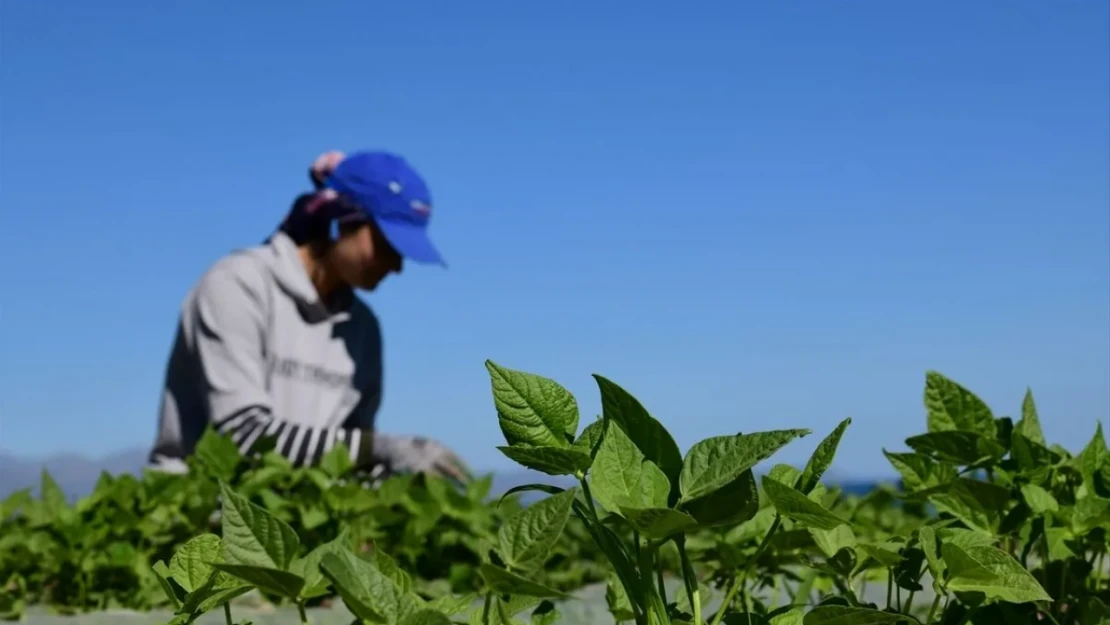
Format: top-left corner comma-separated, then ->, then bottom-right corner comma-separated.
341,311 -> 383,431
338,308 -> 387,473
186,265 -> 373,468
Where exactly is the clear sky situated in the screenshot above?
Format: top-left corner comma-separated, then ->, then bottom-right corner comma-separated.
1,1 -> 1107,479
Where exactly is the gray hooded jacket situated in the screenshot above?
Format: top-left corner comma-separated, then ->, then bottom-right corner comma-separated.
148,231 -> 389,473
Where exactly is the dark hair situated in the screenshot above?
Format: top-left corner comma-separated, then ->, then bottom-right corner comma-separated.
279,192 -> 327,245
278,191 -> 368,246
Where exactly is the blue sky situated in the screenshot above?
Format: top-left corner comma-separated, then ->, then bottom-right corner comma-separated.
1,1 -> 1107,479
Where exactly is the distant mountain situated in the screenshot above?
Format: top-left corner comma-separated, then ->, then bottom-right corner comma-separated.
0,448 -> 149,500
0,448 -> 579,502
0,449 -> 894,503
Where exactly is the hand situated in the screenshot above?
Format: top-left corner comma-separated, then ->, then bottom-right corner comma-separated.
308,150 -> 346,189
372,433 -> 474,487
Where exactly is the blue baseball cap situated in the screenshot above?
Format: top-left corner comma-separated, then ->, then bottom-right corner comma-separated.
323,151 -> 445,266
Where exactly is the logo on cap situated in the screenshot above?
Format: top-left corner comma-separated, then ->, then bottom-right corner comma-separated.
411,199 -> 431,215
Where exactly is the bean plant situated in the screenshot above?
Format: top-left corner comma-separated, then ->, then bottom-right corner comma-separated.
3,361 -> 1108,625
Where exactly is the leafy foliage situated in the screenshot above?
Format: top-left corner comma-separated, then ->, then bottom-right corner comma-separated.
2,364 -> 1107,625
0,426 -> 606,621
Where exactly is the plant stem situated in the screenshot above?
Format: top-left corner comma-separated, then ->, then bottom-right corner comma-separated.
711,574 -> 745,625
637,536 -> 651,619
577,472 -> 602,521
297,600 -> 308,625
740,582 -> 751,625
709,515 -> 783,625
633,538 -> 670,625
224,603 -> 234,625
924,593 -> 942,624
577,476 -> 645,625
885,569 -> 893,610
657,563 -> 667,607
904,589 -> 916,615
676,536 -> 701,625
482,593 -> 492,625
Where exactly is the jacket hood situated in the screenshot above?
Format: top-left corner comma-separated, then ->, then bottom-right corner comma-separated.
258,231 -> 353,322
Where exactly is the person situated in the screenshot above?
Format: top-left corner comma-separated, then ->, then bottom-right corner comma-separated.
146,149 -> 472,487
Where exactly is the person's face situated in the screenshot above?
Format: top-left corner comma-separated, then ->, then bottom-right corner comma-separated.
326,219 -> 403,291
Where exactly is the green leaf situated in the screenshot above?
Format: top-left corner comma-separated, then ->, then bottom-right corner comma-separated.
573,417 -> 605,458
942,542 -> 1052,603
767,464 -> 803,487
593,374 -> 684,488
1075,422 -> 1109,492
0,489 -> 31,522
882,450 -> 957,491
1020,483 -> 1059,515
761,476 -> 851,531
679,429 -> 810,502
605,573 -> 635,621
809,524 -> 856,559
530,600 -> 560,625
638,460 -> 672,509
320,442 -> 353,478
496,445 -> 593,476
918,525 -> 944,594
857,541 -> 902,568
1011,433 -> 1062,472
427,594 -> 477,616
499,595 -> 546,621
938,527 -> 997,550
923,371 -> 995,436
618,506 -> 698,539
478,564 -> 570,598
195,584 -> 254,615
319,549 -> 422,624
291,527 -> 351,599
1045,527 -> 1077,561
588,419 -> 670,513
194,427 -> 241,481
39,469 -> 70,522
210,563 -> 305,598
498,488 -> 576,572
1015,388 -> 1046,446
768,606 -> 805,625
802,605 -> 906,624
678,468 -> 760,528
796,418 -> 851,495
486,360 -> 579,447
299,504 -> 329,531
168,533 -> 222,593
178,568 -> 252,616
1071,495 -> 1110,535
399,609 -> 455,625
218,482 -> 300,571
151,560 -> 184,610
921,478 -> 1011,534
368,549 -> 413,594
904,431 -> 1005,466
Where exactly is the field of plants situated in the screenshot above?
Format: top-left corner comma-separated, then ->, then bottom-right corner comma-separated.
2,360 -> 1108,625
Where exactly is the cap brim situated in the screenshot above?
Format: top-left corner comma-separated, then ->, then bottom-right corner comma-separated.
375,218 -> 446,267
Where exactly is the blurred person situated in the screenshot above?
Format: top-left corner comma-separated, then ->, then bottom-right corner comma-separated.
146,149 -> 471,487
